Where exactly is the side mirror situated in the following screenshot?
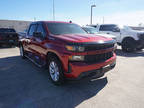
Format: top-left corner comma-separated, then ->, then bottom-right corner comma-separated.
33,32 -> 43,38
112,28 -> 120,32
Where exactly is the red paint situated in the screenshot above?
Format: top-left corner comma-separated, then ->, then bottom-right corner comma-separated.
64,53 -> 116,78
53,34 -> 112,43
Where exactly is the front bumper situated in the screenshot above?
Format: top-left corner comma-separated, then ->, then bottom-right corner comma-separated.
0,39 -> 18,45
64,53 -> 116,79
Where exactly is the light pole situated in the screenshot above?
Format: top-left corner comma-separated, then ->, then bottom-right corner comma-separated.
53,0 -> 55,21
90,5 -> 96,25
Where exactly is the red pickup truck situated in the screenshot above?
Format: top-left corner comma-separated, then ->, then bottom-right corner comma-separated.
19,21 -> 116,85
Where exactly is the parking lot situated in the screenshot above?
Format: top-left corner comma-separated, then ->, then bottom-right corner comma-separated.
0,47 -> 144,108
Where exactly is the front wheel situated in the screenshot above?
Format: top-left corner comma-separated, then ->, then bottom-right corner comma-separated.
122,38 -> 136,52
47,56 -> 64,85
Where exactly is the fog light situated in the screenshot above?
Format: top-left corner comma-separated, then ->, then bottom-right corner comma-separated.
69,55 -> 85,61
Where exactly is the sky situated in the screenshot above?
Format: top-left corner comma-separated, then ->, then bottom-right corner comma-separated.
0,0 -> 144,26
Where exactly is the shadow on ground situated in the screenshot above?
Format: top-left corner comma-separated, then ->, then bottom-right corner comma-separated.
0,56 -> 107,108
116,49 -> 144,57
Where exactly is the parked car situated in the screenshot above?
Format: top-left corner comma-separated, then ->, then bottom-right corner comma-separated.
0,28 -> 18,47
96,24 -> 144,52
19,21 -> 116,85
82,26 -> 117,40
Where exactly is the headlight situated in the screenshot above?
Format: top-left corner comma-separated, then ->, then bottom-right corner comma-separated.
65,45 -> 85,52
69,55 -> 85,61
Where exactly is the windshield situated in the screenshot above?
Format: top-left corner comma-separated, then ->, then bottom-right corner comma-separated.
83,27 -> 98,34
47,23 -> 87,35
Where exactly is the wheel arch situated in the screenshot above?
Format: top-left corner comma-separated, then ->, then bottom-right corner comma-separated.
19,41 -> 23,47
46,51 -> 61,62
46,51 -> 66,72
122,37 -> 136,43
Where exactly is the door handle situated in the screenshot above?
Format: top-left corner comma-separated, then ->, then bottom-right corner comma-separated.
107,33 -> 110,34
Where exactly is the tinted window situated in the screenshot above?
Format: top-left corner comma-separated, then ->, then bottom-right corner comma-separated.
47,23 -> 86,35
99,25 -> 118,31
28,24 -> 37,36
36,24 -> 46,37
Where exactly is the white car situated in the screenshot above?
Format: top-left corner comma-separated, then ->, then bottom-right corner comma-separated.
82,26 -> 117,40
95,24 -> 144,52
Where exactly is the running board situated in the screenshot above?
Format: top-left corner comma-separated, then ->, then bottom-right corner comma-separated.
25,55 -> 43,68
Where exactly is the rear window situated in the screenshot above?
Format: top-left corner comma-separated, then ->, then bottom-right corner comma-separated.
0,28 -> 16,33
99,25 -> 118,31
46,23 -> 86,35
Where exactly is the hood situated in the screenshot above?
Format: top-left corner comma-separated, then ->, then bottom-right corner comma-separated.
122,28 -> 144,34
96,33 -> 116,38
53,34 -> 113,43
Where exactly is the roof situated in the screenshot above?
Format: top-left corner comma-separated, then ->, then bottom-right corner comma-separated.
31,21 -> 72,24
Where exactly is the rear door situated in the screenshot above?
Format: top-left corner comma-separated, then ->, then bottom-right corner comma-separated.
30,23 -> 47,66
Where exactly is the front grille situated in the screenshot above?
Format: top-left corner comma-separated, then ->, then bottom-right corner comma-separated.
85,44 -> 114,51
85,52 -> 113,63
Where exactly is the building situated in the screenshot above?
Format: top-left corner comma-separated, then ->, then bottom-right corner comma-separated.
0,20 -> 32,32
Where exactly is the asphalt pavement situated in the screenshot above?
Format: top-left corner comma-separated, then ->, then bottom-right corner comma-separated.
0,46 -> 144,108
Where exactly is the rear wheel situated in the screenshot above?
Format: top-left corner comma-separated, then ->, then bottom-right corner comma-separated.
122,38 -> 136,52
47,56 -> 64,85
19,45 -> 26,59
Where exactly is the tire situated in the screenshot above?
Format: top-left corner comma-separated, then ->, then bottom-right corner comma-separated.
47,56 -> 64,85
122,38 -> 136,52
19,45 -> 26,59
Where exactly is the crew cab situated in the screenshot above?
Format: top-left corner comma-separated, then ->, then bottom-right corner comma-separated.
0,28 -> 18,47
19,21 -> 116,85
96,24 -> 144,52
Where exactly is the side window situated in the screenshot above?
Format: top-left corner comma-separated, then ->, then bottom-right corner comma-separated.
36,24 -> 46,37
99,25 -> 106,31
99,25 -> 115,31
28,24 -> 37,36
